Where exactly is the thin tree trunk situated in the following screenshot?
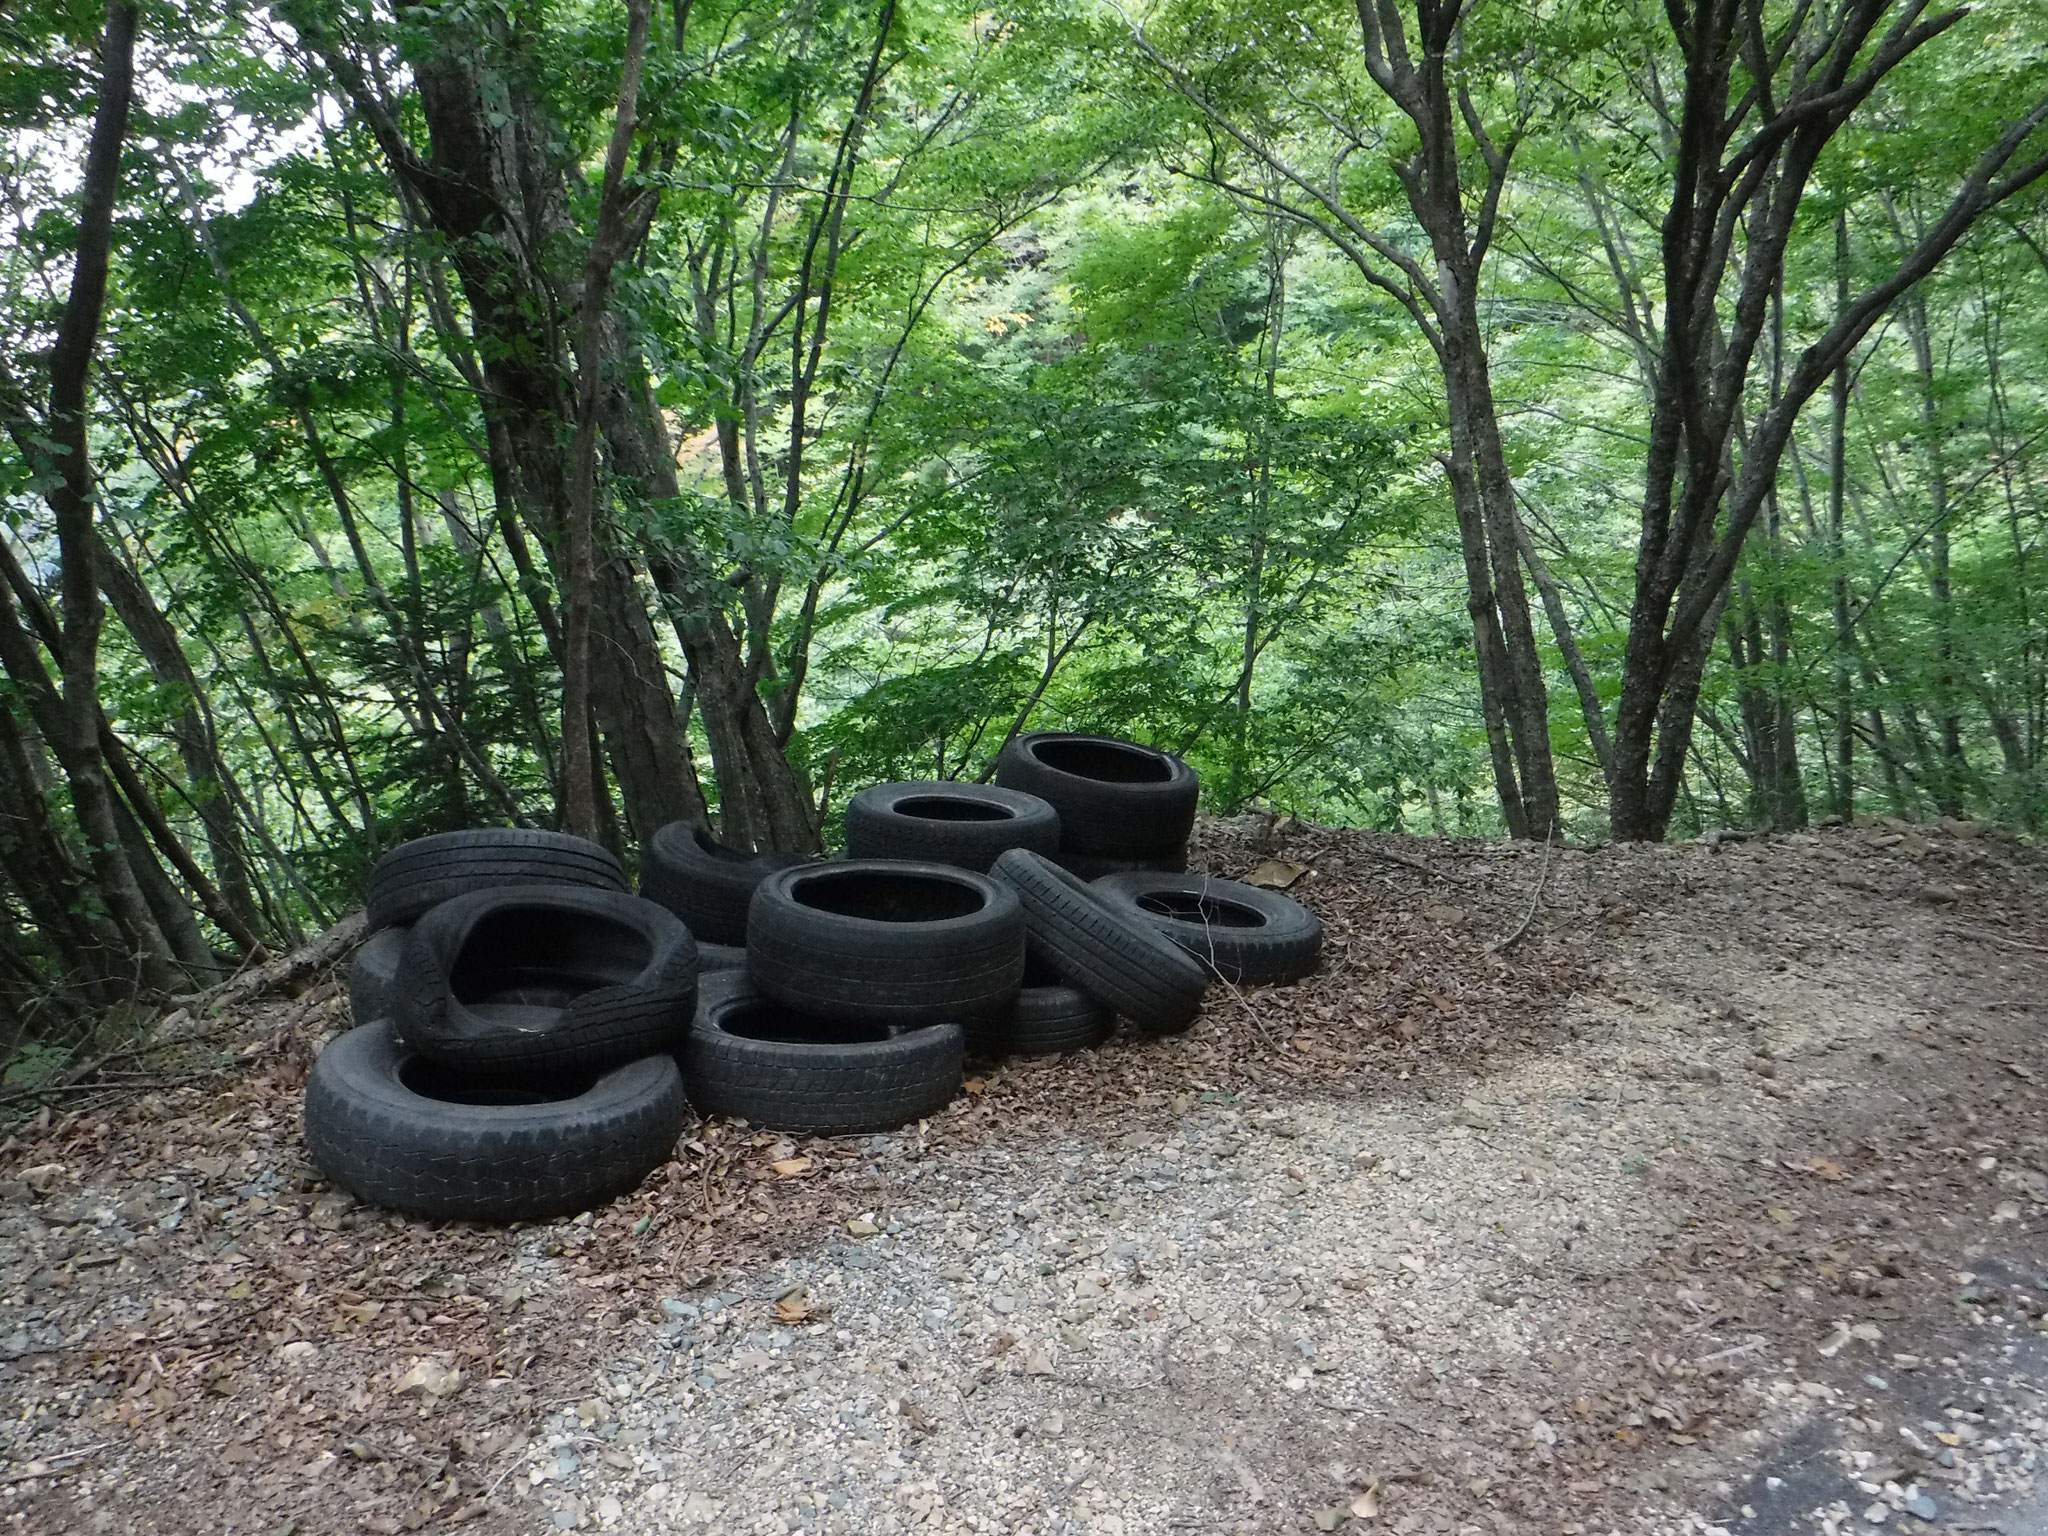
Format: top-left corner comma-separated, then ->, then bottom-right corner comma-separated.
560,0 -> 654,843
1902,291 -> 1967,816
34,0 -> 174,989
94,531 -> 267,939
1829,211 -> 1857,819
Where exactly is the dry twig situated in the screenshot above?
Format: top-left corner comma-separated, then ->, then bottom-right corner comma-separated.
1487,824 -> 1555,955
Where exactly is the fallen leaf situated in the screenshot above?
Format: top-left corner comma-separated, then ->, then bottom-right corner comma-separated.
769,1157 -> 812,1178
963,1078 -> 988,1095
1245,859 -> 1308,890
1422,904 -> 1464,926
1351,1486 -> 1381,1519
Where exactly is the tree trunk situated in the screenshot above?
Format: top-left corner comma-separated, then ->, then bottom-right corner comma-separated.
34,0 -> 176,989
1829,212 -> 1857,819
1443,301 -> 1560,838
96,532 -> 267,940
1902,293 -> 1968,816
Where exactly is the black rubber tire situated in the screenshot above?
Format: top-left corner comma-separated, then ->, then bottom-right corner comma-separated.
395,886 -> 698,1074
993,733 -> 1199,860
747,861 -> 1024,1029
639,820 -> 808,946
842,781 -> 1060,872
968,961 -> 1112,1057
367,829 -> 626,931
348,927 -> 406,1029
697,942 -> 748,973
682,972 -> 963,1133
1051,848 -> 1189,882
303,1021 -> 686,1222
988,849 -> 1208,1034
1091,872 -> 1323,985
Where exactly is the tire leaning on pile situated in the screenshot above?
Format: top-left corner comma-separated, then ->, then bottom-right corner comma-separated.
989,849 -> 1208,1035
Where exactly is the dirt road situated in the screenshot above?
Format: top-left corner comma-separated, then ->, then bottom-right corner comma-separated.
3,819 -> 2045,1536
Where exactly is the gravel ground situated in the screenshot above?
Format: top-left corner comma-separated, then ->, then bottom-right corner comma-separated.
5,819 -> 2048,1536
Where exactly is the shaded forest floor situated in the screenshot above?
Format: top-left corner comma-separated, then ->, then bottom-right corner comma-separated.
3,818 -> 2048,1536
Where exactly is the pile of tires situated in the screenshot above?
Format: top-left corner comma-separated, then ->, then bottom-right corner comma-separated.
309,830 -> 697,1223
305,734 -> 1324,1222
842,734 -> 1324,1055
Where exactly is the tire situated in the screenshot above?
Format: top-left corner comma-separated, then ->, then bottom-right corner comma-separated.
303,1021 -> 686,1222
348,927 -> 406,1029
993,733 -> 1199,860
682,972 -> 963,1133
395,886 -> 698,1074
968,962 -> 1112,1057
698,942 -> 748,973
747,861 -> 1025,1029
842,781 -> 1060,872
988,849 -> 1208,1035
1091,872 -> 1323,985
640,820 -> 808,946
368,829 -> 626,931
1050,849 -> 1189,882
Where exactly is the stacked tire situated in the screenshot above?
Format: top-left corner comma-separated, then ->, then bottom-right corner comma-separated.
846,733 -> 1325,1058
309,830 -> 694,1223
995,732 -> 1198,878
682,860 -> 1021,1133
305,737 -> 1328,1217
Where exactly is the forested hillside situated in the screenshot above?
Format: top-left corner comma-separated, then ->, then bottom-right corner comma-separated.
2,0 -> 2045,1047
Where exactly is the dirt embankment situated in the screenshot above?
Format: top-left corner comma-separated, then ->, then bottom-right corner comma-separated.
1,818 -> 2044,1536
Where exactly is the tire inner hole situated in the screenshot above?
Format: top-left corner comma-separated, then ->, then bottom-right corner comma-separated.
1028,739 -> 1172,784
792,869 -> 985,922
720,1002 -> 894,1045
450,908 -> 653,1003
894,795 -> 1013,823
1136,892 -> 1266,929
399,1057 -> 596,1105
